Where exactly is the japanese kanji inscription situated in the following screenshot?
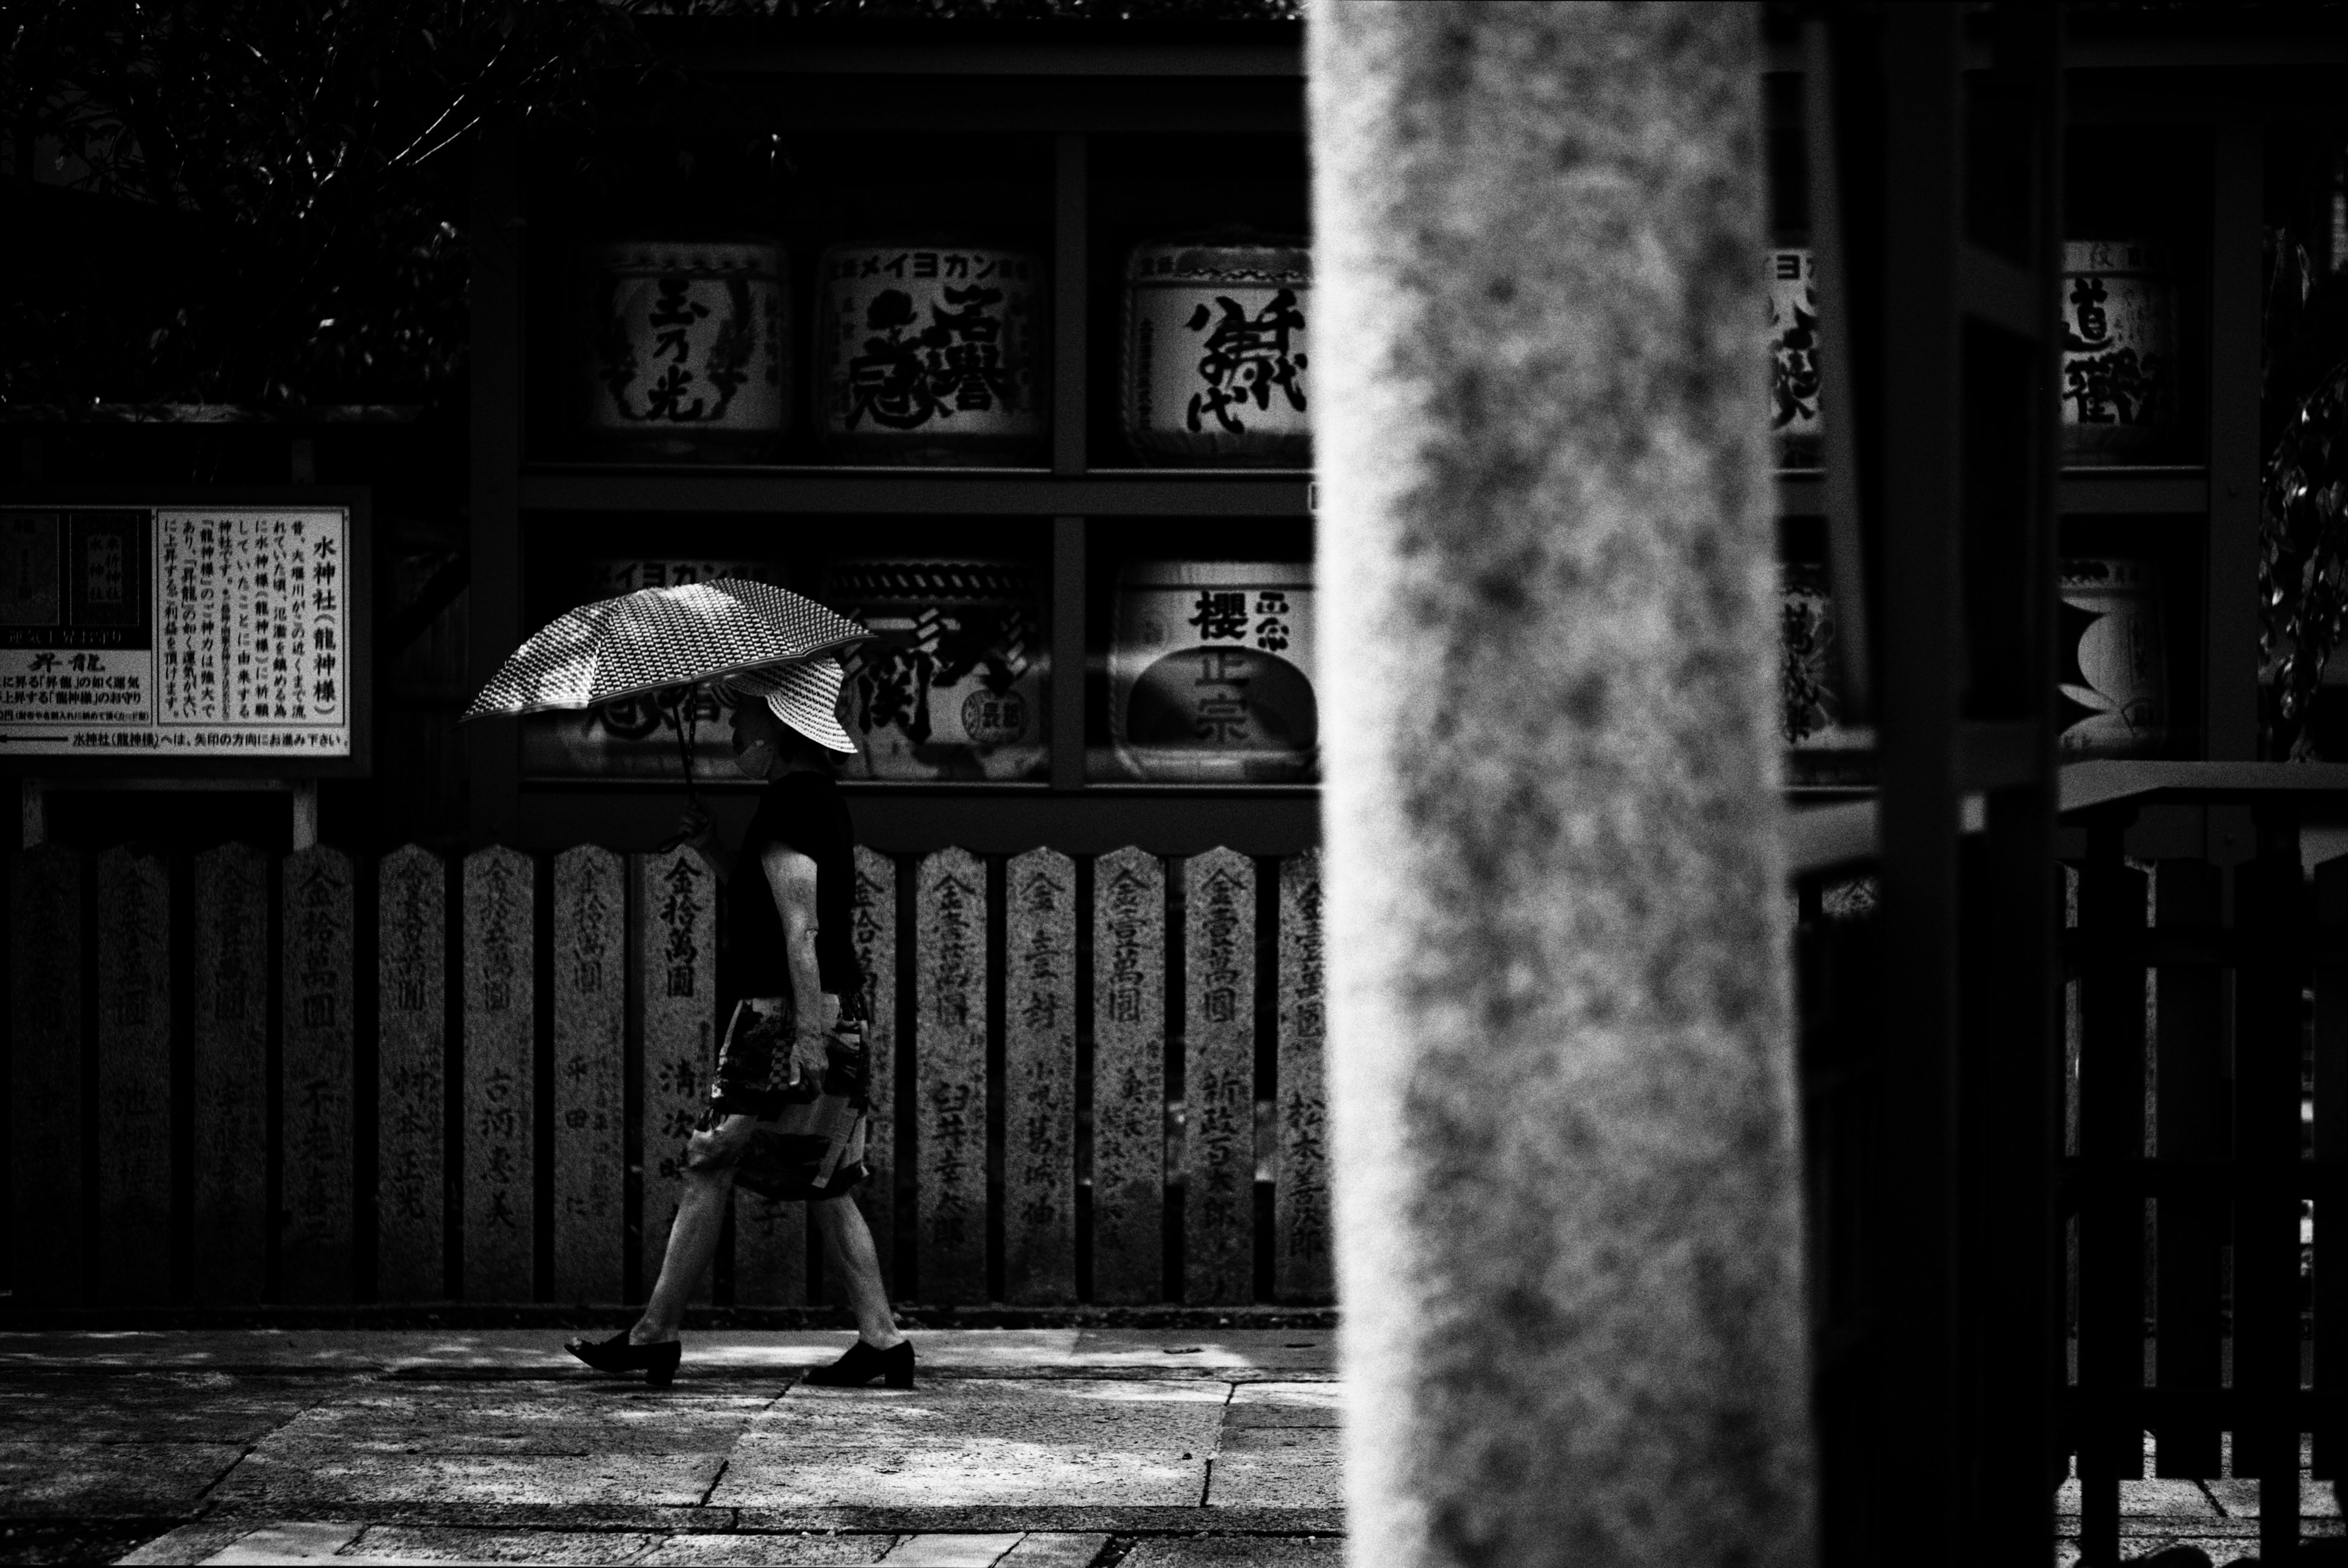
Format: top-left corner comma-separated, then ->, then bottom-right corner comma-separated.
0,506 -> 353,759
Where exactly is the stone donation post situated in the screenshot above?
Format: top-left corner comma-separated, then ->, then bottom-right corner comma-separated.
1309,4 -> 1815,1564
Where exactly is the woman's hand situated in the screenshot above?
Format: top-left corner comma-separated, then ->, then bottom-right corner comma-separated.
791,1025 -> 830,1086
668,804 -> 727,880
685,1112 -> 758,1168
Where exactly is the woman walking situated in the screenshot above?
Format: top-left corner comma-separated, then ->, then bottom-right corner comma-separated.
567,661 -> 911,1390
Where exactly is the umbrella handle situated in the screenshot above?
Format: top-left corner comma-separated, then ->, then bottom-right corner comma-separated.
652,686 -> 702,855
674,692 -> 701,808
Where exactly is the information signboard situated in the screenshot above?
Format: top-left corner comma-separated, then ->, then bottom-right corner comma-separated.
0,498 -> 368,773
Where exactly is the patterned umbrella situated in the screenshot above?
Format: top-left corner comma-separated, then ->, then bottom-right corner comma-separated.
462,579 -> 871,721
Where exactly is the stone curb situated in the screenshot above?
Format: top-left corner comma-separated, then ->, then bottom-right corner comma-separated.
182,1503 -> 1348,1535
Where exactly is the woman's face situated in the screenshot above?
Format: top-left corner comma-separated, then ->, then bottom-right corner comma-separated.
729,697 -> 784,779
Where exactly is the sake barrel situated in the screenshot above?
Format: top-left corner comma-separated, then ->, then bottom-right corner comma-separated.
578,240 -> 788,457
1123,235 -> 1312,466
816,244 -> 1046,464
1767,247 -> 1822,470
2060,240 -> 2179,463
1109,560 -> 1316,782
1779,561 -> 1876,787
2058,557 -> 2167,757
824,559 -> 1047,781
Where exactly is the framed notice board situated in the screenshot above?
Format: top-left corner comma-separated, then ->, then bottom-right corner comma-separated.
0,488 -> 371,778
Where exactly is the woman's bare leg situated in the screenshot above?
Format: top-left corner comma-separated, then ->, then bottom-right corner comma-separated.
632,1163 -> 735,1344
811,1195 -> 905,1348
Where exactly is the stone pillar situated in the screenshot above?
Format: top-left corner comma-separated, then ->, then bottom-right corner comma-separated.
1309,6 -> 1814,1565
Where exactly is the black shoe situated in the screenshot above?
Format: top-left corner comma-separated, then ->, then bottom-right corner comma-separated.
564,1330 -> 681,1389
802,1338 -> 915,1389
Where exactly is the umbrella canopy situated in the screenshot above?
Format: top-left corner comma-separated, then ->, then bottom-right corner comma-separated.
463,579 -> 871,721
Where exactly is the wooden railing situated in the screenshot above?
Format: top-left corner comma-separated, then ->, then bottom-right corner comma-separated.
6,841 -> 1331,1309
1791,764 -> 2348,1561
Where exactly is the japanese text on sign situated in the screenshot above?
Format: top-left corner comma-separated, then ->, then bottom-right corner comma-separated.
0,506 -> 353,759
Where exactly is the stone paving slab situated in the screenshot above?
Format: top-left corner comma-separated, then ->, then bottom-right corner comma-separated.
2200,1478 -> 2347,1518
117,1521 -> 259,1566
1219,1388 -> 1337,1430
2052,1479 -> 2226,1521
342,1524 -> 667,1563
258,1388 -> 774,1457
638,1536 -> 897,1566
874,1534 -> 1024,1566
210,1451 -> 730,1509
715,1451 -> 1207,1509
1061,1338 -> 1331,1376
202,1520 -> 368,1563
0,1438 -> 247,1516
0,1372 -> 344,1442
727,1509 -> 1345,1536
1213,1430 -> 1334,1456
2054,1530 -> 2348,1568
753,1382 -> 1227,1452
995,1536 -> 1109,1567
134,1526 -> 1129,1568
1201,1456 -> 1341,1512
1118,1539 -> 1345,1568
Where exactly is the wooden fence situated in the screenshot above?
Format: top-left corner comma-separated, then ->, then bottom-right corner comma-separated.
6,841 -> 1331,1309
2063,815 -> 2341,1561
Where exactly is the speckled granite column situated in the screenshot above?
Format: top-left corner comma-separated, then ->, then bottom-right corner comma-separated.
1309,5 -> 1814,1565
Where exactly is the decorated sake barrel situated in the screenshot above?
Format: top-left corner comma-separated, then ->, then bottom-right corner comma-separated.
816,244 -> 1045,464
1122,235 -> 1312,465
1781,562 -> 1850,747
822,559 -> 1047,781
520,559 -> 790,779
2060,240 -> 2179,463
578,241 -> 788,456
1779,561 -> 1874,786
2058,557 -> 2166,757
1767,247 -> 1822,470
1109,560 -> 1316,782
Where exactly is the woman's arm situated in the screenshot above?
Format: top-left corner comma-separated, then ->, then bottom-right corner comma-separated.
759,841 -> 829,1075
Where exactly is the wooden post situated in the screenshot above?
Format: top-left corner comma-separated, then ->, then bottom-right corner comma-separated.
1090,846 -> 1165,1305
279,847 -> 355,1303
1275,849 -> 1332,1303
637,847 -> 716,1304
1310,3 -> 1811,1559
1004,848 -> 1077,1304
2317,856 -> 2348,1482
851,846 -> 898,1295
552,846 -> 626,1304
915,847 -> 988,1303
376,845 -> 446,1302
2075,817 -> 2149,1558
1183,847 -> 1255,1305
193,844 -> 268,1305
12,847 -> 83,1304
462,845 -> 535,1301
2153,859 -> 2225,1478
2235,822 -> 2308,1557
95,847 -> 171,1305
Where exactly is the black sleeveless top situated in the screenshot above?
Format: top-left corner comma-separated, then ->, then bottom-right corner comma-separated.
722,771 -> 864,1012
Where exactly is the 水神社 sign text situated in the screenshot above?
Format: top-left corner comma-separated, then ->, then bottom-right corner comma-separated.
0,507 -> 352,757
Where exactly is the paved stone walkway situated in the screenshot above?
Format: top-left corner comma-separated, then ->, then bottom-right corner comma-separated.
0,1330 -> 1344,1567
2052,1436 -> 2345,1566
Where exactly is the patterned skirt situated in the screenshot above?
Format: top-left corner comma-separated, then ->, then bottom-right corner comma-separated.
688,994 -> 871,1202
